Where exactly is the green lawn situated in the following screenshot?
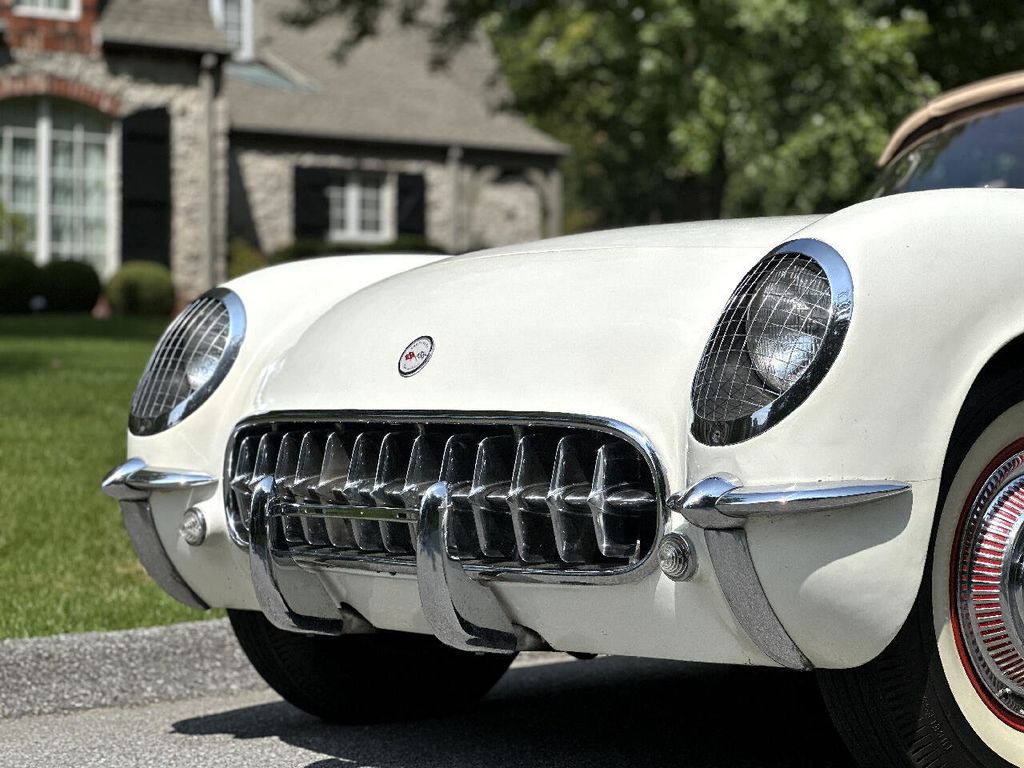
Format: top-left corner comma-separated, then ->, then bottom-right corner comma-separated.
0,315 -> 223,638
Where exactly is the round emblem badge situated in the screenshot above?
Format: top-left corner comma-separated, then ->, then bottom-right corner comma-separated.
398,336 -> 434,377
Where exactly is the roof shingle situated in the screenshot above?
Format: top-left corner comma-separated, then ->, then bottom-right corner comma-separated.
100,0 -> 232,55
226,0 -> 566,156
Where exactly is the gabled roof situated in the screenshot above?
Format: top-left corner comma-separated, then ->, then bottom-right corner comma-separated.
100,0 -> 232,55
879,70 -> 1024,166
225,0 -> 567,157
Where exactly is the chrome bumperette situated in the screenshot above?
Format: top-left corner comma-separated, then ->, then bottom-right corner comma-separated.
691,238 -> 854,445
669,476 -> 912,670
224,412 -> 667,586
416,482 -> 517,653
100,458 -> 215,611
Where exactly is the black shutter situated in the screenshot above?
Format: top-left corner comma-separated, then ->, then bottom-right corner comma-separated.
396,173 -> 426,236
294,167 -> 333,241
121,108 -> 171,265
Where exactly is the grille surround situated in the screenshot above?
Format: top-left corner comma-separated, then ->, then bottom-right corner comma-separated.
224,412 -> 667,584
691,238 -> 853,446
130,288 -> 245,436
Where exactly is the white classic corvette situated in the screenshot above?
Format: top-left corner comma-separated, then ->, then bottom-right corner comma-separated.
104,73 -> 1024,767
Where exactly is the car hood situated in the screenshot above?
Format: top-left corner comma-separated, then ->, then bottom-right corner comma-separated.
253,214 -> 822,469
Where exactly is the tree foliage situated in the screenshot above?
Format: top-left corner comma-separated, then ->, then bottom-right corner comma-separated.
283,1 -> 1008,227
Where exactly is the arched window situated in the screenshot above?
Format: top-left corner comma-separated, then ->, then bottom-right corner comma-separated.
0,97 -> 118,275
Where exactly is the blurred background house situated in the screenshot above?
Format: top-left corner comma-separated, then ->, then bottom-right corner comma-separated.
0,0 -> 565,300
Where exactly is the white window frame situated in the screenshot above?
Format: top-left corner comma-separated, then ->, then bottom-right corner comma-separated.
13,0 -> 82,21
209,0 -> 255,61
0,98 -> 120,278
325,172 -> 396,244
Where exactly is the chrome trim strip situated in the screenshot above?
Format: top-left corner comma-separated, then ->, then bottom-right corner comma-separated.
668,476 -> 913,671
224,410 -> 669,586
130,287 -> 246,437
279,502 -> 417,523
716,481 -> 911,517
416,482 -> 517,653
100,459 -> 211,611
691,238 -> 854,445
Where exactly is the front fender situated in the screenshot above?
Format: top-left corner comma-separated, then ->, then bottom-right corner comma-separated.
123,253 -> 445,608
687,188 -> 1024,667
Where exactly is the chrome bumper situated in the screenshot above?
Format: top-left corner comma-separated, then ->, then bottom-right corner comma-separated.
100,459 -> 216,611
101,458 -> 912,666
667,476 -> 912,671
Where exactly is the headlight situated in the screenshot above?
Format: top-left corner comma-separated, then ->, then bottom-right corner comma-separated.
129,288 -> 245,436
691,239 -> 852,445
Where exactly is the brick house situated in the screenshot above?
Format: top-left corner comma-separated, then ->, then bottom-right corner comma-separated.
0,0 -> 565,298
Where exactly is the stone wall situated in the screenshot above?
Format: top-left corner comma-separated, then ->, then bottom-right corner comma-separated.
230,137 -> 559,255
0,47 -> 228,298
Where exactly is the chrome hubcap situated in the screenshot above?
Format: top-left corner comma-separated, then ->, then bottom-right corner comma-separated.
955,449 -> 1024,718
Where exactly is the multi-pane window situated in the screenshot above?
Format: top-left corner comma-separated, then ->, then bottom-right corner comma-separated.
0,98 -> 114,273
13,0 -> 80,18
50,104 -> 109,263
326,173 -> 394,242
210,0 -> 253,59
0,100 -> 39,249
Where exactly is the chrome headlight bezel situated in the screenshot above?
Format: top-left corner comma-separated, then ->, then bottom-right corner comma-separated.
129,287 -> 246,436
690,238 -> 853,445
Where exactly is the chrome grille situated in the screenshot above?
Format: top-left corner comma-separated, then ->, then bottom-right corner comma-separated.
226,417 -> 660,573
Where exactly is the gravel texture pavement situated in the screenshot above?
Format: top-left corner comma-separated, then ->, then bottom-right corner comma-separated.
0,619 -> 262,718
0,649 -> 857,767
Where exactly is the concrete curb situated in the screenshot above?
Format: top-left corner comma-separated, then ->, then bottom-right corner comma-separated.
0,619 -> 573,720
0,619 -> 264,720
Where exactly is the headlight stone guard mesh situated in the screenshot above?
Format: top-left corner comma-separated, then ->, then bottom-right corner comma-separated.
690,239 -> 853,445
129,289 -> 245,435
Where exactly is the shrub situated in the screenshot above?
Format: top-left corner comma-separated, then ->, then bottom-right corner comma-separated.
228,238 -> 268,278
269,235 -> 445,263
41,259 -> 102,313
0,253 -> 43,314
106,261 -> 175,316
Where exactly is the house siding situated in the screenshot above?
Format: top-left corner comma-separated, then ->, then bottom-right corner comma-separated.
229,135 -> 561,255
0,47 -> 229,298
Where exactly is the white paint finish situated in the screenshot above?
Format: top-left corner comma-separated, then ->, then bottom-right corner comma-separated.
123,188 -> 1024,669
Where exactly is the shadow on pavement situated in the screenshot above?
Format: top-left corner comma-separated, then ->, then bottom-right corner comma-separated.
173,656 -> 857,768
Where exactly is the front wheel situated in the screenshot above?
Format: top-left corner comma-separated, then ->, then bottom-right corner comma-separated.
819,375 -> 1024,767
229,609 -> 515,723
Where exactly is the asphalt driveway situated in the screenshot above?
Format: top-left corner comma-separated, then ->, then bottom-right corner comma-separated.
0,653 -> 857,768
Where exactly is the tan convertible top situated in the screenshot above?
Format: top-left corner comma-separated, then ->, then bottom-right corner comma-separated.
878,70 -> 1024,167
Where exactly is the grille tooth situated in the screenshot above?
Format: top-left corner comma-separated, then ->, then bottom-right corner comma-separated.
342,431 -> 386,551
274,433 -> 305,544
399,434 -> 443,508
229,435 -> 258,534
440,434 -> 483,558
547,434 -> 600,563
589,442 -> 647,559
314,432 -> 358,549
469,435 -> 517,559
396,433 -> 445,550
294,432 -> 330,545
374,431 -> 418,554
509,434 -> 559,563
244,433 -> 280,531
